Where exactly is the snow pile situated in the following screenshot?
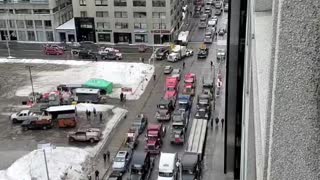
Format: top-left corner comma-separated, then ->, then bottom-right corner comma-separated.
0,58 -> 154,100
0,147 -> 90,180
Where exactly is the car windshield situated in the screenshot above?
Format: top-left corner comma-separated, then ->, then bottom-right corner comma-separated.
114,157 -> 125,162
172,115 -> 181,121
167,87 -> 175,91
173,124 -> 183,129
159,172 -> 173,177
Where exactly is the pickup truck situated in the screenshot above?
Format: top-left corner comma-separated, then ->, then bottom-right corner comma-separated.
10,110 -> 38,123
21,119 -> 53,131
68,128 -> 102,143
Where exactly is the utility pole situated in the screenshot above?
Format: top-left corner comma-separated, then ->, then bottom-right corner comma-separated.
43,149 -> 50,180
26,65 -> 35,102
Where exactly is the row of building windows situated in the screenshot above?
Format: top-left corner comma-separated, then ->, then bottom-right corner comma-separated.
79,0 -> 166,7
0,9 -> 51,14
0,20 -> 52,29
82,11 -> 167,19
96,22 -> 167,29
0,30 -> 54,42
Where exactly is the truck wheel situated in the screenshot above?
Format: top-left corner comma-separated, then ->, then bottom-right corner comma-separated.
42,126 -> 47,130
89,138 -> 95,143
69,137 -> 75,142
22,127 -> 28,131
12,119 -> 18,123
116,57 -> 119,60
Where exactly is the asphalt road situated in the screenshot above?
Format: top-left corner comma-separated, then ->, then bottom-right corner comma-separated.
100,7 -> 229,180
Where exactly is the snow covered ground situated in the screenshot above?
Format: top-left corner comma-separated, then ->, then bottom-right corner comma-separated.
0,103 -> 128,180
0,58 -> 154,100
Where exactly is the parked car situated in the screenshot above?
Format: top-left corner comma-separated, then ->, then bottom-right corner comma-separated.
217,49 -> 226,61
10,110 -> 38,123
215,0 -> 222,8
171,68 -> 182,80
108,172 -> 122,180
78,50 -> 95,59
101,51 -> 122,60
131,114 -> 148,135
21,119 -> 53,131
155,47 -> 170,60
112,149 -> 133,173
98,47 -> 120,54
44,44 -> 66,51
164,65 -> 173,74
186,48 -> 194,56
68,128 -> 102,143
44,47 -> 64,55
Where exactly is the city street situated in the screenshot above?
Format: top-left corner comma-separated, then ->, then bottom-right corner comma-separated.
0,6 -> 230,180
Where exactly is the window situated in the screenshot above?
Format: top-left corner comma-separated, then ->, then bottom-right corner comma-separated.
36,31 -> 45,41
46,31 -> 54,41
152,0 -> 165,7
16,20 -> 25,28
0,20 -> 6,28
15,9 -> 32,14
79,0 -> 86,6
35,20 -> 43,29
153,23 -> 166,29
44,20 -> 52,29
133,0 -> 146,6
114,11 -> 128,18
135,34 -> 147,43
53,6 -> 59,13
80,11 -> 87,17
133,12 -> 147,18
34,9 -> 50,14
25,20 -> 34,29
8,20 -> 15,28
18,31 -> 27,41
27,31 -> 35,41
152,12 -> 166,18
80,22 -> 93,28
95,0 -> 108,6
134,23 -> 147,29
115,22 -> 128,29
96,11 -> 108,18
114,0 -> 126,6
96,22 -> 110,29
98,33 -> 111,42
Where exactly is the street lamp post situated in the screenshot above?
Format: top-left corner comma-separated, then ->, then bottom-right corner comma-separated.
26,65 -> 35,102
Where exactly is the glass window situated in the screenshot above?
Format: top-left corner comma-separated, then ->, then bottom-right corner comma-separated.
80,22 -> 93,28
80,11 -> 87,17
114,0 -> 126,6
114,11 -> 128,18
44,20 -> 52,29
27,31 -> 35,41
135,34 -> 147,43
8,20 -> 15,28
36,31 -> 45,41
133,0 -> 146,6
34,9 -> 50,14
133,12 -> 147,18
152,0 -> 165,7
115,22 -> 128,29
98,33 -> 111,42
79,0 -> 86,6
15,9 -> 32,14
153,23 -> 166,29
96,22 -> 110,29
0,20 -> 6,28
35,20 -> 43,29
46,31 -> 54,41
96,11 -> 108,17
152,12 -> 166,18
16,20 -> 24,28
95,0 -> 108,6
134,23 -> 147,29
18,31 -> 27,41
25,20 -> 34,29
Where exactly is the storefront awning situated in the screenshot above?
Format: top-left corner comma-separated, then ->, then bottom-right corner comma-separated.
56,18 -> 75,30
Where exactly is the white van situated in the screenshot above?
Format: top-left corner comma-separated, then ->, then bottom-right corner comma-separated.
157,152 -> 178,180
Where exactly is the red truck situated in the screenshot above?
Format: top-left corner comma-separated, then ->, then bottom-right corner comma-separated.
145,124 -> 166,154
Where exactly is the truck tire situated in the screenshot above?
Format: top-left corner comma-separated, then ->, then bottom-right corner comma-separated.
89,138 -> 95,143
22,127 -> 28,131
42,126 -> 47,130
12,119 -> 18,123
69,137 -> 75,142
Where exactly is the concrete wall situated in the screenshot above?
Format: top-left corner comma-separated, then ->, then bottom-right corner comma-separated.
264,0 -> 320,179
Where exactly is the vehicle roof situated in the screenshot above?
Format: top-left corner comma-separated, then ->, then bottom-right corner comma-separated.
181,153 -> 198,166
74,88 -> 100,94
148,124 -> 160,129
164,65 -> 172,69
179,94 -> 191,100
159,98 -> 171,104
116,151 -> 127,158
20,110 -> 31,114
159,153 -> 176,171
132,151 -> 147,165
172,69 -> 180,73
46,105 -> 75,112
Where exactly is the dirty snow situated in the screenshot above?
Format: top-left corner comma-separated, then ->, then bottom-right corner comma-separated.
0,58 -> 154,100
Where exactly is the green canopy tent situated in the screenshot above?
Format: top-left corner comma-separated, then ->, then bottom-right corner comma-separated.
83,79 -> 113,94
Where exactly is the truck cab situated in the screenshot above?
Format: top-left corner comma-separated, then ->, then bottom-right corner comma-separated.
181,152 -> 201,180
177,94 -> 192,112
155,99 -> 174,121
164,77 -> 179,102
170,110 -> 187,144
197,93 -> 212,111
10,110 -> 38,123
167,45 -> 187,62
145,124 -> 165,154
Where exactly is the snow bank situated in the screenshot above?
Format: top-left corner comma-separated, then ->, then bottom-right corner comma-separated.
0,147 -> 90,180
0,58 -> 154,100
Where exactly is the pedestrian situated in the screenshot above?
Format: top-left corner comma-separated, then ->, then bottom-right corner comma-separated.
86,109 -> 89,119
142,57 -> 144,63
107,150 -> 110,161
93,107 -> 96,117
215,117 -> 219,125
103,153 -> 107,163
210,61 -> 213,67
210,117 -> 213,128
88,110 -> 91,118
94,55 -> 98,62
221,118 -> 224,127
87,174 -> 92,180
99,112 -> 103,122
153,74 -> 156,81
95,170 -> 99,180
120,92 -> 124,102
183,61 -> 185,69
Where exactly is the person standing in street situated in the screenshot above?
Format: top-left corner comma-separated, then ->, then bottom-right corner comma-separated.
215,117 -> 219,126
86,109 -> 89,120
153,74 -> 156,81
120,92 -> 124,102
103,153 -> 107,163
221,118 -> 224,127
95,170 -> 99,180
99,112 -> 103,122
88,110 -> 91,119
210,117 -> 213,128
183,61 -> 185,69
107,150 -> 110,161
93,107 -> 96,117
210,61 -> 213,68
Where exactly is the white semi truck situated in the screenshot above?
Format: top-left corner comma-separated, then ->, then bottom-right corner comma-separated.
167,45 -> 187,62
178,31 -> 189,45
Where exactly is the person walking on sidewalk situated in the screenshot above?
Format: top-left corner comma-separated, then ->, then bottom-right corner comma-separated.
103,153 -> 107,163
107,150 -> 110,161
183,61 -> 185,69
210,61 -> 213,68
120,92 -> 124,102
95,170 -> 99,180
153,74 -> 156,81
215,117 -> 219,126
99,112 -> 103,122
93,107 -> 96,117
210,117 -> 213,128
221,118 -> 224,127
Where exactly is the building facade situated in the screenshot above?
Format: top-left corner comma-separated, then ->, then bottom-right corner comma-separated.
0,0 -> 73,42
72,0 -> 183,44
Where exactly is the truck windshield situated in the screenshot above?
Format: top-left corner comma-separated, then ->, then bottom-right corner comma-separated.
131,168 -> 143,174
159,172 -> 173,177
182,169 -> 194,175
167,87 -> 175,91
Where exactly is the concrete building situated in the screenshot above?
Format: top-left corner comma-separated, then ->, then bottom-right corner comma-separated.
71,0 -> 183,44
0,0 -> 73,42
224,0 -> 319,179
